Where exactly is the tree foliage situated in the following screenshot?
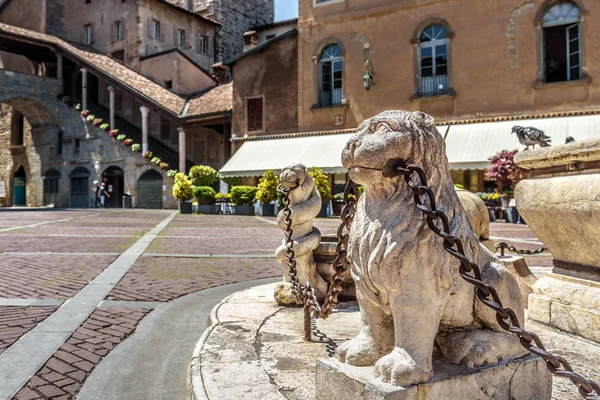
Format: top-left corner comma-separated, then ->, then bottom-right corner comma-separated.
308,166 -> 331,202
255,170 -> 278,204
486,150 -> 522,190
189,165 -> 218,187
172,172 -> 194,202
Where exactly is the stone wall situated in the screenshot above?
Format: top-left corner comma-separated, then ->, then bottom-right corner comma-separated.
0,69 -> 178,209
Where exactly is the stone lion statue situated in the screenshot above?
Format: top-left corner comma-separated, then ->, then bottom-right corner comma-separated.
338,110 -> 527,386
274,164 -> 328,304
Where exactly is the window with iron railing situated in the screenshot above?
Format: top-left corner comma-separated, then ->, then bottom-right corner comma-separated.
418,24 -> 449,97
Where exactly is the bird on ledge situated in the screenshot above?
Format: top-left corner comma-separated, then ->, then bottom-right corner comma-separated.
511,126 -> 552,150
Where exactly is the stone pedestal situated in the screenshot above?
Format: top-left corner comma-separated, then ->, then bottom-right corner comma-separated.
529,273 -> 600,343
316,356 -> 552,400
515,138 -> 600,342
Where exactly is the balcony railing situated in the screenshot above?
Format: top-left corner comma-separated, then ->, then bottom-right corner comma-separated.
419,75 -> 449,97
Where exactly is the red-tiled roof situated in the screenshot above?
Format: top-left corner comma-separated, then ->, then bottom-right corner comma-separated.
185,82 -> 233,118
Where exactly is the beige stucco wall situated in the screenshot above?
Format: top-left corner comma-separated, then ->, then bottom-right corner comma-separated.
138,0 -> 215,71
298,0 -> 600,132
139,51 -> 215,94
0,0 -> 46,32
232,33 -> 298,137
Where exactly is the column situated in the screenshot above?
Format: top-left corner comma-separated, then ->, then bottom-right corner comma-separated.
140,105 -> 149,153
56,53 -> 63,80
80,68 -> 88,110
108,86 -> 115,130
178,127 -> 186,173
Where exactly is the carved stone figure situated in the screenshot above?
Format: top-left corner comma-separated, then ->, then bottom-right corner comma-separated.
274,164 -> 328,305
455,188 -> 490,242
338,110 -> 528,386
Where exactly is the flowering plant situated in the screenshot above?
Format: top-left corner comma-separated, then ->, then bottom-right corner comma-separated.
99,123 -> 110,131
143,151 -> 153,159
166,169 -> 178,177
86,114 -> 95,122
215,192 -> 231,200
131,143 -> 141,152
151,157 -> 162,164
109,129 -> 119,138
159,162 -> 169,170
486,150 -> 523,190
92,118 -> 103,127
123,139 -> 133,146
75,104 -> 82,111
116,134 -> 127,142
80,109 -> 90,118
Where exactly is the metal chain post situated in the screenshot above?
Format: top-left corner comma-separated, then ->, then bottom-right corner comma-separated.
277,175 -> 359,341
382,158 -> 599,400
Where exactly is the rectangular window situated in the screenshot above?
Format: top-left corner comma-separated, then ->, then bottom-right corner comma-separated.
543,23 -> 582,83
165,80 -> 172,89
114,20 -> 124,41
151,19 -> 161,40
177,29 -> 186,48
198,35 -> 209,55
418,43 -> 449,96
74,138 -> 81,154
84,24 -> 94,45
247,97 -> 263,132
57,132 -> 63,155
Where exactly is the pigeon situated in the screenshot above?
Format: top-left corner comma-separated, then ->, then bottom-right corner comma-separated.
565,136 -> 576,144
511,126 -> 552,150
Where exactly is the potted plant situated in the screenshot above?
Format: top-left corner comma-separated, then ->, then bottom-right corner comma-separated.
92,118 -> 103,127
151,156 -> 162,165
332,193 -> 345,216
194,186 -> 216,214
188,165 -> 218,187
256,170 -> 278,217
100,123 -> 110,131
159,161 -> 169,170
230,186 -> 257,216
80,109 -> 90,120
131,143 -> 141,152
308,166 -> 331,218
143,151 -> 153,159
166,169 -> 178,177
86,114 -> 95,123
172,172 -> 194,214
75,104 -> 82,111
116,134 -> 127,142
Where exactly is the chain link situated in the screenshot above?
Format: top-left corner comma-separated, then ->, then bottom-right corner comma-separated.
277,175 -> 359,320
495,242 -> 548,256
384,160 -> 599,400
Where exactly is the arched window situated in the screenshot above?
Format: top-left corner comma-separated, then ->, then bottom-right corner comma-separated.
319,44 -> 343,107
542,2 -> 581,82
418,24 -> 449,96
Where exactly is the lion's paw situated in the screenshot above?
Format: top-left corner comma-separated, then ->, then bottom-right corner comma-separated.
374,348 -> 432,386
337,332 -> 382,366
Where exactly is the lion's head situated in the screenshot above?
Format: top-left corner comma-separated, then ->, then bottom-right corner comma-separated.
279,163 -> 308,189
341,110 -> 448,191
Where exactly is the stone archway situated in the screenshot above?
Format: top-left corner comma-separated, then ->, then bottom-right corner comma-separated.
102,166 -> 125,208
137,169 -> 163,209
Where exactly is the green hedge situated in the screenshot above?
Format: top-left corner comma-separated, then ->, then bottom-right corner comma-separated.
193,186 -> 216,205
230,186 -> 257,206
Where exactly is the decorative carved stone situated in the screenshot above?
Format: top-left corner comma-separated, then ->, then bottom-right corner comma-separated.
274,164 -> 327,305
337,110 -> 529,387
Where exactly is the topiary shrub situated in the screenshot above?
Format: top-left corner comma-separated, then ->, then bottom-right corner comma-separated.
193,186 -> 216,205
172,172 -> 194,202
308,166 -> 331,202
221,176 -> 242,187
189,165 -> 218,187
230,186 -> 257,206
255,170 -> 278,204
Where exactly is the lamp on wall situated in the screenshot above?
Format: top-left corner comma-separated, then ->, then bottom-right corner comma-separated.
363,60 -> 374,91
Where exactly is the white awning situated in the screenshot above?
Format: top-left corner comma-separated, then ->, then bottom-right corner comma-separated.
444,115 -> 600,170
220,133 -> 355,177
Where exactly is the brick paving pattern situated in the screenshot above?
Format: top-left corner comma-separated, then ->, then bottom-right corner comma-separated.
0,236 -> 138,253
159,227 -> 281,238
147,237 -> 282,255
0,307 -> 57,355
0,254 -> 116,299
13,308 -> 150,400
108,256 -> 281,302
3,226 -> 148,237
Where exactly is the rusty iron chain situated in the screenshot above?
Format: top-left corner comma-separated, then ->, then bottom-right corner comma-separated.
495,242 -> 548,257
277,175 -> 359,322
382,159 -> 599,400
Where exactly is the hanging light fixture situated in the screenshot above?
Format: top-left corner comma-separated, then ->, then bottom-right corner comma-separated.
363,60 -> 374,91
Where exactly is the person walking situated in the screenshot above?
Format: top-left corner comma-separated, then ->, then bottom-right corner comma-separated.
98,182 -> 110,208
92,180 -> 100,208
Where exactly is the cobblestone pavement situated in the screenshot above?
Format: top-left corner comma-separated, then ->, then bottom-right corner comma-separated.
0,210 -> 566,400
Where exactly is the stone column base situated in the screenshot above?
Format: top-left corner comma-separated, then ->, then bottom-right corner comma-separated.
528,274 -> 600,343
316,356 -> 551,400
